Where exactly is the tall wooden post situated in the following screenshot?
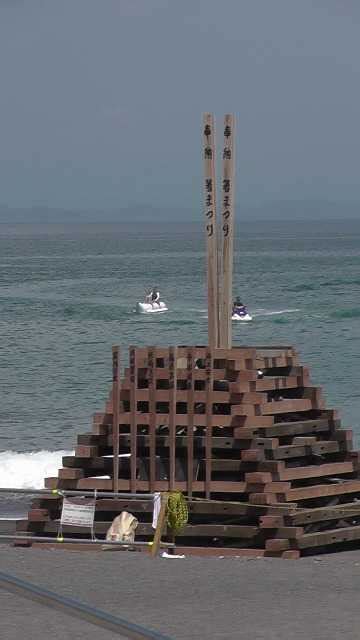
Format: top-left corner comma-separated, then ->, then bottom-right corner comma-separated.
129,346 -> 137,494
205,348 -> 213,499
186,347 -> 195,497
148,347 -> 156,493
219,114 -> 235,348
112,346 -> 120,493
168,346 -> 177,491
203,113 -> 219,349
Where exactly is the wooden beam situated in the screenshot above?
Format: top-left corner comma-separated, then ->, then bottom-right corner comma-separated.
205,349 -> 213,499
187,348 -> 195,497
21,519 -> 260,539
219,114 -> 235,348
148,347 -> 156,492
110,433 -> 254,451
285,479 -> 360,502
129,346 -> 137,493
111,346 -> 120,492
203,113 -> 219,349
267,524 -> 360,552
288,502 -> 360,526
44,477 -> 249,493
278,461 -> 355,482
32,496 -> 294,517
168,346 -> 177,490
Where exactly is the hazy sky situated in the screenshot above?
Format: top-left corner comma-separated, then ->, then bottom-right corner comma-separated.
1,0 -> 360,211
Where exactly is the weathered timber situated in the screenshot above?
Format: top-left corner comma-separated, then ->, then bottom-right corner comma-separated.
277,461 -> 355,481
45,477 -> 249,493
287,502 -> 360,526
267,524 -> 360,552
20,343 -> 360,558
187,347 -> 195,497
74,446 -> 99,458
109,434 -> 254,451
218,114 -> 235,349
203,113 -> 219,348
27,510 -> 50,522
62,456 -> 112,470
19,520 -> 261,539
168,346 -> 177,490
58,469 -> 85,480
148,347 -> 157,492
77,434 -> 109,446
112,346 -> 120,492
254,417 -> 339,438
285,480 -> 360,502
267,441 -> 346,460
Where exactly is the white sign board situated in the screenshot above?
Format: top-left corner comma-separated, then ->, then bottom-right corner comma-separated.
60,498 -> 95,528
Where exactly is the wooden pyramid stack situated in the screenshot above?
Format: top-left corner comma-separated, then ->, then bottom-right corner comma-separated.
17,343 -> 360,558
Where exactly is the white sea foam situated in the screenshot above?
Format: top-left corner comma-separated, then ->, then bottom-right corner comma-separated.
0,450 -> 74,490
253,308 -> 300,317
201,308 -> 300,319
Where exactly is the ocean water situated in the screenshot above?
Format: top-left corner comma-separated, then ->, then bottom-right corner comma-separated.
0,218 -> 360,499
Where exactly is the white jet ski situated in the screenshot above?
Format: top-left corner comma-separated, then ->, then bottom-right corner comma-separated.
135,300 -> 168,314
232,305 -> 252,322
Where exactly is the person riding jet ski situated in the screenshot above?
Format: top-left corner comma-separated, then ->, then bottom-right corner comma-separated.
232,296 -> 247,316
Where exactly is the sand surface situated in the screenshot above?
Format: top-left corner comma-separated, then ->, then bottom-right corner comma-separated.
1,545 -> 360,639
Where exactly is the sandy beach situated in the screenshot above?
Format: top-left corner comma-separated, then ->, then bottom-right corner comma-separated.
1,545 -> 360,639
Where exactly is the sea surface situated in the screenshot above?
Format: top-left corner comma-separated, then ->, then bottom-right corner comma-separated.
0,218 -> 359,513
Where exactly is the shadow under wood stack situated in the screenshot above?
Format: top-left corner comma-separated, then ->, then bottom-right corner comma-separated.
18,344 -> 360,558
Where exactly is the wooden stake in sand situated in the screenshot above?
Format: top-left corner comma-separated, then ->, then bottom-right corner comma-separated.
151,493 -> 169,557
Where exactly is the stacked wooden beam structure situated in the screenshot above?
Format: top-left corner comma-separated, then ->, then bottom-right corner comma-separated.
18,344 -> 360,558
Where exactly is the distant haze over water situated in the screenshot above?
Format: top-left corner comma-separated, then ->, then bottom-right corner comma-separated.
0,201 -> 360,224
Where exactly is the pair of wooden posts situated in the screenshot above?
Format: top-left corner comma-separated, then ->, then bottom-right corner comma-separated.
203,113 -> 236,350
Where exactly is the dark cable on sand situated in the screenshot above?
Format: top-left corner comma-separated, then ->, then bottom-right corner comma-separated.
0,570 -> 173,640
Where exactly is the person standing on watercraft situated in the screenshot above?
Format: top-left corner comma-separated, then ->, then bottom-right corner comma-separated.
233,296 -> 246,315
146,287 -> 160,307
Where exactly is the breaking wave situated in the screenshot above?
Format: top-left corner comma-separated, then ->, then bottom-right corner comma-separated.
0,450 -> 73,490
